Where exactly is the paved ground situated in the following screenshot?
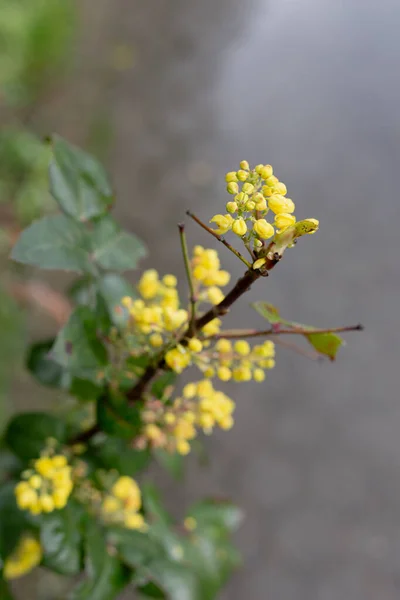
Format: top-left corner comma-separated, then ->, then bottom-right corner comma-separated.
13,0 -> 400,597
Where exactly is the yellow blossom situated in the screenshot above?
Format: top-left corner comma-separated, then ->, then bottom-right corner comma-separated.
207,286 -> 224,304
188,338 -> 203,353
234,340 -> 251,355
274,213 -> 296,231
209,214 -> 233,235
3,536 -> 42,580
225,171 -> 238,183
253,368 -> 266,382
184,516 -> 197,531
226,201 -> 238,213
232,218 -> 247,237
162,274 -> 177,287
149,333 -> 164,347
236,170 -> 248,182
268,194 -> 295,214
253,219 -> 274,239
260,165 -> 273,179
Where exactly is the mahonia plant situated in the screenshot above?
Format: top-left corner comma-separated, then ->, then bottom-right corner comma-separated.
0,136 -> 362,599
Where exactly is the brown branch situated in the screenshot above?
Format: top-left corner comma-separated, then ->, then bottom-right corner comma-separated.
126,268 -> 261,404
211,324 -> 364,339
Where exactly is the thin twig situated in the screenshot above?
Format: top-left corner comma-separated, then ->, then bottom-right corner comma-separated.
272,338 -> 323,362
186,210 -> 252,269
211,323 -> 364,339
178,223 -> 197,336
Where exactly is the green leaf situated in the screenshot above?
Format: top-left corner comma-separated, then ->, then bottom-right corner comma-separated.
0,482 -> 30,561
142,559 -> 200,600
97,273 -> 136,326
40,502 -> 84,575
10,214 -> 92,272
90,216 -> 147,271
27,339 -> 71,389
151,372 -> 176,401
5,413 -> 66,460
0,576 -> 14,599
49,134 -> 113,222
112,528 -> 164,570
69,519 -> 130,600
154,450 -> 184,481
91,436 -> 150,476
96,393 -> 142,439
68,277 -> 96,306
305,332 -> 343,361
50,307 -> 107,381
141,484 -> 172,526
252,301 -> 344,361
187,500 -> 243,534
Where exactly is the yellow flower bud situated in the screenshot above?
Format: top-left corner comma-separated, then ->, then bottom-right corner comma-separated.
184,516 -> 197,531
234,340 -> 250,355
226,182 -> 239,194
149,333 -> 164,347
102,495 -> 120,514
253,193 -> 266,210
201,318 -> 221,336
204,367 -> 215,378
40,495 -> 55,513
121,296 -> 132,308
239,160 -> 250,170
217,366 -> 232,381
261,185 -> 273,197
188,338 -> 203,353
34,457 -> 54,478
245,200 -> 256,211
268,195 -> 295,214
183,383 -> 197,398
242,182 -> 254,194
176,439 -> 191,455
226,201 -> 238,213
207,286 -> 224,305
3,536 -> 42,580
232,218 -> 247,236
164,412 -> 176,425
234,192 -> 248,205
236,170 -> 248,182
274,213 -> 296,231
232,366 -> 252,381
53,490 -> 69,509
225,171 -> 238,183
29,475 -> 42,490
209,214 -> 233,235
274,181 -> 287,195
253,219 -> 274,239
52,455 -> 67,469
219,415 -> 234,430
266,175 -> 278,187
163,274 -> 177,287
15,486 -> 37,510
260,165 -> 273,179
112,477 -> 141,505
145,424 -> 163,441
253,257 -> 266,270
212,270 -> 230,286
215,338 -> 232,353
124,513 -> 146,530
253,368 -> 265,382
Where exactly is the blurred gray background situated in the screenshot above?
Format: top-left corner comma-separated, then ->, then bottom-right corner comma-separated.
13,0 -> 400,597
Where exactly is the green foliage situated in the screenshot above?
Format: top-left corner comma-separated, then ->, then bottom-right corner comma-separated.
5,412 -> 66,461
253,301 -> 344,360
0,482 -> 31,561
49,135 -> 114,222
40,501 -> 84,575
69,519 -> 131,600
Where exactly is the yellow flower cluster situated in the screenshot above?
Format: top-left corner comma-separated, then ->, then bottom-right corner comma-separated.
210,161 -> 319,266
3,535 -> 42,580
191,246 -> 230,305
141,379 -> 235,455
102,476 -> 146,531
15,454 -> 73,515
122,270 -> 188,349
